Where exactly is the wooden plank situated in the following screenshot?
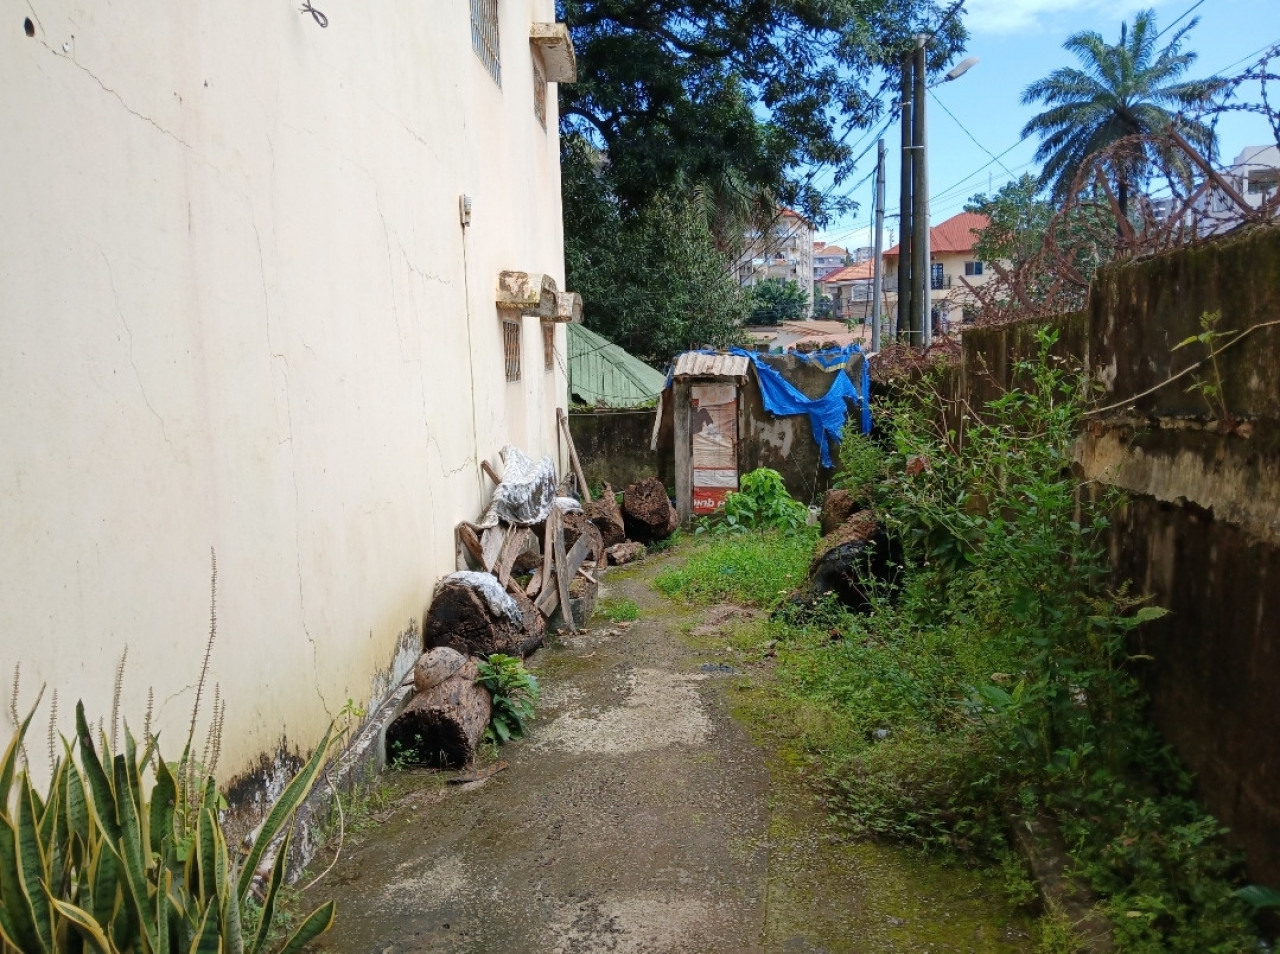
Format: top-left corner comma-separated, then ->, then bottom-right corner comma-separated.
553,520 -> 575,631
535,574 -> 559,616
496,527 -> 529,587
525,567 -> 543,597
557,408 -> 591,503
457,524 -> 485,568
481,460 -> 501,485
540,508 -> 558,587
564,533 -> 592,581
480,526 -> 506,572
576,565 -> 599,585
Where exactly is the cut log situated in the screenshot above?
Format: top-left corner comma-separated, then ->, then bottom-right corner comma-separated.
819,488 -> 861,536
386,655 -> 491,767
622,477 -> 679,543
778,511 -> 902,615
414,646 -> 468,691
561,510 -> 604,565
583,483 -> 625,548
425,573 -> 545,658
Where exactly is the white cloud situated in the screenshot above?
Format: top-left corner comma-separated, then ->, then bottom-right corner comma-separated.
965,0 -> 1178,36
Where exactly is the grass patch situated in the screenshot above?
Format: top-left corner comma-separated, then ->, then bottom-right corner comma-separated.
653,529 -> 816,608
597,596 -> 640,622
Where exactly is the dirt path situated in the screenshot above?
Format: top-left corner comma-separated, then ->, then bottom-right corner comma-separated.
303,554 -> 1034,953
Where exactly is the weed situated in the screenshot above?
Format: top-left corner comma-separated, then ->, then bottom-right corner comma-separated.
717,467 -> 808,533
647,528 -> 683,553
475,654 -> 541,745
598,596 -> 640,622
654,529 -> 815,608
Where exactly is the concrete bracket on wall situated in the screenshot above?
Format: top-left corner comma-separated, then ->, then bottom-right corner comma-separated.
530,23 -> 577,83
496,270 -> 558,318
543,291 -> 583,324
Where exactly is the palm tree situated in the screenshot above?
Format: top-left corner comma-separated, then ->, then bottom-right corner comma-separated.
1021,10 -> 1220,216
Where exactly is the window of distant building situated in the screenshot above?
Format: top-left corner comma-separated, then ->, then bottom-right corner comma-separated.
964,261 -> 984,276
471,0 -> 501,86
1247,170 -> 1278,195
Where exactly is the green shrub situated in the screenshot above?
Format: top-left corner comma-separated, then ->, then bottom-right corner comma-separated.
598,597 -> 639,622
475,655 -> 540,745
719,468 -> 808,533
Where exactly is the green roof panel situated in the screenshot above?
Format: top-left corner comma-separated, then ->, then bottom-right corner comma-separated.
567,323 -> 667,407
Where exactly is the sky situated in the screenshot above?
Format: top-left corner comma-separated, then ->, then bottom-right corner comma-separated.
814,0 -> 1280,252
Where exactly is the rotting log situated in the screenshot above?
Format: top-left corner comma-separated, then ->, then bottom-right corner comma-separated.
386,653 -> 491,768
780,511 -> 901,615
623,477 -> 679,543
561,510 -> 604,565
583,483 -> 625,548
425,576 -> 545,658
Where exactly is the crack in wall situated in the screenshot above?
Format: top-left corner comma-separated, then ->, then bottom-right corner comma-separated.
101,250 -> 177,453
56,48 -> 192,150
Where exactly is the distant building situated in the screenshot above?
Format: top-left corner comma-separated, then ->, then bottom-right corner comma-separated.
735,208 -> 815,316
820,261 -> 876,321
1188,145 -> 1280,235
813,242 -> 848,280
883,211 -> 992,330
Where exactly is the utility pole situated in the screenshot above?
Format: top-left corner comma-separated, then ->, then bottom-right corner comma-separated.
897,54 -> 914,343
871,138 -> 885,352
912,34 -> 931,349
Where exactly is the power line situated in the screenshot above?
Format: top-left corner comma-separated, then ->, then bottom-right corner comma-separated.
929,89 -> 1017,179
1153,0 -> 1207,41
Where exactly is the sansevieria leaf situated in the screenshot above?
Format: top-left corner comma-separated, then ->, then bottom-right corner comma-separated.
16,777 -> 54,952
0,694 -> 42,815
235,723 -> 334,904
77,703 -> 121,844
0,815 -> 40,951
277,901 -> 336,954
47,895 -> 115,954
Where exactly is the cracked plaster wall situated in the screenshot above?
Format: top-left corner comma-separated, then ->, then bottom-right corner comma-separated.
0,0 -> 567,794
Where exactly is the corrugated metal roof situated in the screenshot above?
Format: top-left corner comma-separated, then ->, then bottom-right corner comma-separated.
671,352 -> 751,378
567,323 -> 667,407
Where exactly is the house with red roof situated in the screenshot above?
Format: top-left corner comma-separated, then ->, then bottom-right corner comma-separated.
883,210 -> 991,330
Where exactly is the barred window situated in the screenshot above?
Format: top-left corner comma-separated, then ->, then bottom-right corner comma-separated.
503,318 -> 521,382
532,54 -> 547,128
470,0 -> 500,86
542,323 -> 555,371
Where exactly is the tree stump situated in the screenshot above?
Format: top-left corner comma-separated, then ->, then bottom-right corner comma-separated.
425,572 -> 545,658
386,651 -> 491,767
583,483 -> 626,548
622,477 -> 679,542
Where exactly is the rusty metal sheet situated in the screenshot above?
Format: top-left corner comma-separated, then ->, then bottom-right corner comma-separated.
671,352 -> 750,378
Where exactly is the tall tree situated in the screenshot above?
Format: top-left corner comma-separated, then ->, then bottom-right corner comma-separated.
559,0 -> 966,228
1020,10 -> 1220,215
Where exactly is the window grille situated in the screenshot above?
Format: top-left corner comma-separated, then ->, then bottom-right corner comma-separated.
542,323 -> 555,371
502,317 -> 521,382
470,0 -> 501,86
532,54 -> 547,128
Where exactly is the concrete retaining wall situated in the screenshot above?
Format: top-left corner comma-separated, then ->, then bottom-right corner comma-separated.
955,224 -> 1280,886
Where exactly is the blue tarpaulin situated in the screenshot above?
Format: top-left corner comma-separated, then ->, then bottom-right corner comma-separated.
728,347 -> 871,468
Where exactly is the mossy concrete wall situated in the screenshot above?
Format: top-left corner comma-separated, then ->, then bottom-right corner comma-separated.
569,408 -> 674,493
958,224 -> 1280,887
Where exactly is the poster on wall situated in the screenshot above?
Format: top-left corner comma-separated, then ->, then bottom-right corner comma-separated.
690,384 -> 739,514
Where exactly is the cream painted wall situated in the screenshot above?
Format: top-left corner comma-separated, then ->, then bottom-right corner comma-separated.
0,0 -> 569,786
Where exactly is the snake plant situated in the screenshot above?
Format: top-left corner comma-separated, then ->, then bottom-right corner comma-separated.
0,700 -> 336,953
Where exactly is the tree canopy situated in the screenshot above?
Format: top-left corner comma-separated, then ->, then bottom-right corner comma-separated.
1020,9 -> 1220,211
748,278 -> 809,325
559,0 -> 967,227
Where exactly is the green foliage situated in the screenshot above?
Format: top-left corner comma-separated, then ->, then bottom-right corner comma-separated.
759,329 -> 1260,949
474,655 -> 541,746
748,279 -> 808,325
559,0 -> 966,224
1173,309 -> 1234,421
965,174 -> 1053,270
563,143 -> 749,365
833,427 -> 886,497
716,468 -> 809,534
1020,10 -> 1220,208
654,529 -> 815,608
598,597 -> 640,623
0,699 -> 336,954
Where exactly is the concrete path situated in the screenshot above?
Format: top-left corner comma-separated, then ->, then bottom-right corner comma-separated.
303,556 -> 1033,953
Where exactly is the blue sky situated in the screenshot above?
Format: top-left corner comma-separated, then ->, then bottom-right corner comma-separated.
815,0 -> 1280,250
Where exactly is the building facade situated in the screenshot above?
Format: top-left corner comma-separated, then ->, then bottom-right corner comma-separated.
883,211 -> 992,330
734,208 -> 815,315
1,0 -> 576,794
